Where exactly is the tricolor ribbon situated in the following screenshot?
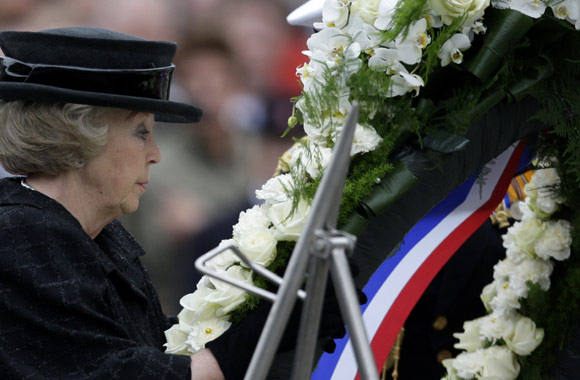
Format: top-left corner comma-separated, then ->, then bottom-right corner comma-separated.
312,139 -> 528,380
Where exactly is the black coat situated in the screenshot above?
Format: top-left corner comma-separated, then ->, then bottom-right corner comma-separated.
0,178 -> 191,379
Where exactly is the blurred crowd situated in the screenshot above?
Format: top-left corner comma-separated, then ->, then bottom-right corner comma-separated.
0,0 -> 311,314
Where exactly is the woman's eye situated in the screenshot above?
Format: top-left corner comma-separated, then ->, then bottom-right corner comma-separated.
137,127 -> 150,140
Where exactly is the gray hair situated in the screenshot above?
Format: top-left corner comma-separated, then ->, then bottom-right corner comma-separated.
0,101 -> 109,175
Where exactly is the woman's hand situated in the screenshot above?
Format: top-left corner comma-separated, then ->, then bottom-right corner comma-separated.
190,349 -> 225,380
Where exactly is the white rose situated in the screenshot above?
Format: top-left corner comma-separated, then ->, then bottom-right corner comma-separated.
481,346 -> 521,380
206,239 -> 240,272
351,124 -> 383,155
535,219 -> 572,261
513,217 -> 545,257
185,316 -> 232,353
164,324 -> 190,355
266,198 -> 310,241
179,283 -> 218,326
428,0 -> 490,25
256,174 -> 294,205
352,0 -> 382,25
206,266 -> 253,316
453,317 -> 484,352
237,226 -> 278,267
503,315 -> 544,356
453,350 -> 484,379
233,205 -> 271,240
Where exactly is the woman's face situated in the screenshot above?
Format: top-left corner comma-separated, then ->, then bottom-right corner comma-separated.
80,109 -> 160,219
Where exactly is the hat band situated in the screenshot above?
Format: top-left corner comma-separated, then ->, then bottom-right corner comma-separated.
0,57 -> 174,100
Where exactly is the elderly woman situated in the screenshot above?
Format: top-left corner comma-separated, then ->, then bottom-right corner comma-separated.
0,27 -> 262,380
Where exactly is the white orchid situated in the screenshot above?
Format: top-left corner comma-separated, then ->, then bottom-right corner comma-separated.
368,47 -> 406,74
391,18 -> 431,65
439,33 -> 471,66
305,27 -> 361,69
509,0 -> 547,18
320,0 -> 352,28
387,69 -> 425,97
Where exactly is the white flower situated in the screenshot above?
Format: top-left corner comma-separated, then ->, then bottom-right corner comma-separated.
511,216 -> 546,257
297,59 -> 326,93
368,47 -> 406,74
352,124 -> 383,155
509,0 -> 547,18
490,281 -> 520,315
351,0 -> 382,25
535,219 -> 572,261
185,316 -> 232,353
164,324 -> 190,354
392,19 -> 431,65
481,346 -> 521,380
266,198 -> 311,241
321,0 -> 351,28
525,168 -> 563,218
503,315 -> 544,356
481,281 -> 499,313
206,239 -> 239,273
388,69 -> 425,97
453,317 -> 484,352
233,205 -> 271,240
441,358 -> 461,380
551,0 -> 580,29
453,350 -> 484,379
179,283 -> 218,326
479,312 -> 513,344
290,143 -> 333,179
305,27 -> 361,69
492,258 -> 515,282
236,226 -> 278,267
509,257 -> 553,297
374,0 -> 398,30
428,0 -> 490,25
256,174 -> 294,205
438,33 -> 471,66
508,200 -> 527,221
205,266 -> 253,316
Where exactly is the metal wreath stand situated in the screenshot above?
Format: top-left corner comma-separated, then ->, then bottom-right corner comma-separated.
196,104 -> 379,380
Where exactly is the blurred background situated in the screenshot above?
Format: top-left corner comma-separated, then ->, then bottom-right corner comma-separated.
0,0 -> 311,314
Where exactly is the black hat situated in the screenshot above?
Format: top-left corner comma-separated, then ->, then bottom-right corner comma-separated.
0,27 -> 202,123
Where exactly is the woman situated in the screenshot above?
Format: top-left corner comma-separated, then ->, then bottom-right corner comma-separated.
0,26 -> 253,380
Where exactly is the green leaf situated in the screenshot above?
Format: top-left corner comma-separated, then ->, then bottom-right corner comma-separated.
464,8 -> 535,82
360,161 -> 418,217
412,132 -> 470,154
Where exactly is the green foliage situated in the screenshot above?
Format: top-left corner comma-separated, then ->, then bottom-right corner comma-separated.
384,0 -> 429,42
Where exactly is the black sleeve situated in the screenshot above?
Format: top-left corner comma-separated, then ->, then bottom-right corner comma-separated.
0,205 -> 192,380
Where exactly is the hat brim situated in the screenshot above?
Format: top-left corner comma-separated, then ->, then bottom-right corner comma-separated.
0,82 -> 202,123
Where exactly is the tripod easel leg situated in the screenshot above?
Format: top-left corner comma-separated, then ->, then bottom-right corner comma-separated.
330,246 -> 379,380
